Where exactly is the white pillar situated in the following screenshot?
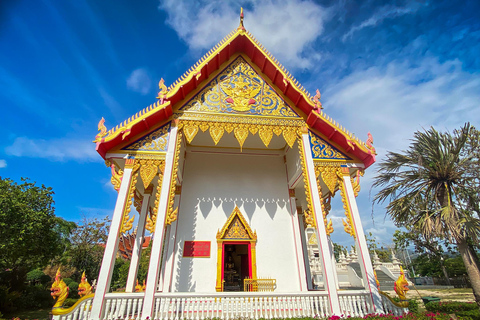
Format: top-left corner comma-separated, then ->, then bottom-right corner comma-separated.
141,126 -> 179,319
90,161 -> 135,320
341,170 -> 383,313
162,193 -> 181,292
301,132 -> 341,314
299,215 -> 314,290
328,237 -> 340,290
125,188 -> 152,292
157,225 -> 170,291
289,191 -> 309,291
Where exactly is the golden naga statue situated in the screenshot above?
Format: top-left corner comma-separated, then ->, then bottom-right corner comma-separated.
78,271 -> 92,297
394,267 -> 409,300
135,279 -> 146,292
51,269 -> 69,309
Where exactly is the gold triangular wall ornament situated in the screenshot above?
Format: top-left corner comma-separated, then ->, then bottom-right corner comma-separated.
217,206 -> 257,241
199,123 -> 210,132
258,127 -> 273,147
282,127 -> 298,149
234,126 -> 249,151
184,124 -> 199,144
316,165 -> 342,194
139,159 -> 159,189
209,125 -> 224,145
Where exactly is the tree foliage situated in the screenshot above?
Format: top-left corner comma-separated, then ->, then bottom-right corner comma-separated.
373,123 -> 480,305
0,178 -> 74,290
65,216 -> 109,282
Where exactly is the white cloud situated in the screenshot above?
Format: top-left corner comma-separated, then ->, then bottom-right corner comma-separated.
126,68 -> 152,95
325,57 -> 480,155
5,137 -> 99,162
320,56 -> 480,245
342,4 -> 419,41
159,0 -> 329,69
0,159 -> 6,168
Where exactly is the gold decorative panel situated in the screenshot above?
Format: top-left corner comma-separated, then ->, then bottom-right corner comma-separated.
123,123 -> 170,152
178,56 -> 300,118
309,132 -> 350,160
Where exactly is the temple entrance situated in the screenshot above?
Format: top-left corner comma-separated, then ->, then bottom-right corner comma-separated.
216,207 -> 257,291
223,243 -> 250,291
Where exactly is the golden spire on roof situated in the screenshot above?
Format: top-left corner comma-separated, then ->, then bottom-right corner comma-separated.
238,7 -> 245,30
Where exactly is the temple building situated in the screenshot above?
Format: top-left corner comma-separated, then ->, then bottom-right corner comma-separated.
52,11 -> 406,320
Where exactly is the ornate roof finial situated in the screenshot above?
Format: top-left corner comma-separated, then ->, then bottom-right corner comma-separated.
313,89 -> 323,111
238,7 -> 245,30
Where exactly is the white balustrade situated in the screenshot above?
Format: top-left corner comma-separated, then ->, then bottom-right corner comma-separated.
379,293 -> 408,316
52,290 -> 407,320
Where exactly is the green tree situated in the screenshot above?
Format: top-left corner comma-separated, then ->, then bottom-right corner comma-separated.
0,178 -> 73,290
373,123 -> 480,306
393,229 -> 451,281
66,217 -> 109,282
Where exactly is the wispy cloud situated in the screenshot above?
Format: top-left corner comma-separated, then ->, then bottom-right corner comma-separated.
342,4 -> 420,42
0,160 -> 6,168
321,55 -> 480,244
158,0 -> 329,69
127,68 -> 152,95
325,57 -> 480,154
5,137 -> 99,162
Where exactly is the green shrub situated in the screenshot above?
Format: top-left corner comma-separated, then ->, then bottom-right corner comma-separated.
63,298 -> 78,308
425,301 -> 478,312
68,281 -> 79,299
0,286 -> 21,313
17,284 -> 51,309
407,299 -> 419,313
63,278 -> 73,286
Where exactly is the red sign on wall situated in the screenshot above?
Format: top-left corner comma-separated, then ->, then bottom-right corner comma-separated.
183,241 -> 211,258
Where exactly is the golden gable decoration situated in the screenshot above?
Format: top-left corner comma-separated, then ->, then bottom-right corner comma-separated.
178,57 -> 299,118
217,206 -> 257,240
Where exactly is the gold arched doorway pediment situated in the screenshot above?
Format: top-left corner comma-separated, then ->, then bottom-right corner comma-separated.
216,206 -> 257,241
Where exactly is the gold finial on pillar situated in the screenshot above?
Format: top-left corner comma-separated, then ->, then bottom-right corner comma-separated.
238,7 -> 245,30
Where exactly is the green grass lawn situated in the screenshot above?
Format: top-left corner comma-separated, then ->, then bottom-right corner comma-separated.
2,309 -> 51,320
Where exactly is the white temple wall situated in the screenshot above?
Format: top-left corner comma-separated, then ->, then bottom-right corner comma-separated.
169,148 -> 301,292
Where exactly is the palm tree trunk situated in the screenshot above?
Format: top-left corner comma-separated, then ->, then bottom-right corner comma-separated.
457,238 -> 480,307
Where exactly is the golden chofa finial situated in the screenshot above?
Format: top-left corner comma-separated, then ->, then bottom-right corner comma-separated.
238,7 -> 245,30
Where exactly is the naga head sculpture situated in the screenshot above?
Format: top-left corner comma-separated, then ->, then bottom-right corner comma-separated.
78,271 -> 92,297
394,266 -> 409,300
51,269 -> 69,308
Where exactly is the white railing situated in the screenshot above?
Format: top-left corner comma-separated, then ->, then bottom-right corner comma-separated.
51,295 -> 94,320
52,290 -> 407,320
379,292 -> 408,316
338,291 -> 374,317
103,293 -> 144,320
151,292 -> 331,320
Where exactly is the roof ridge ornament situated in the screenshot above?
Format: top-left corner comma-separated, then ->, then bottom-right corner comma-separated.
238,7 -> 245,31
313,89 -> 323,111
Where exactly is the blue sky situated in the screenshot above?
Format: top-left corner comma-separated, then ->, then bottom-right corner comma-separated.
1,0 -> 479,247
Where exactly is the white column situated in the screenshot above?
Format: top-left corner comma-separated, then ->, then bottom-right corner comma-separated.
90,161 -> 135,320
125,188 -> 152,292
341,170 -> 383,312
299,216 -> 313,290
301,132 -> 341,315
162,193 -> 181,292
157,225 -> 170,291
289,191 -> 309,291
141,126 -> 179,319
328,237 -> 340,290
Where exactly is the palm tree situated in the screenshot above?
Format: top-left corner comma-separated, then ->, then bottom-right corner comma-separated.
373,123 -> 480,306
